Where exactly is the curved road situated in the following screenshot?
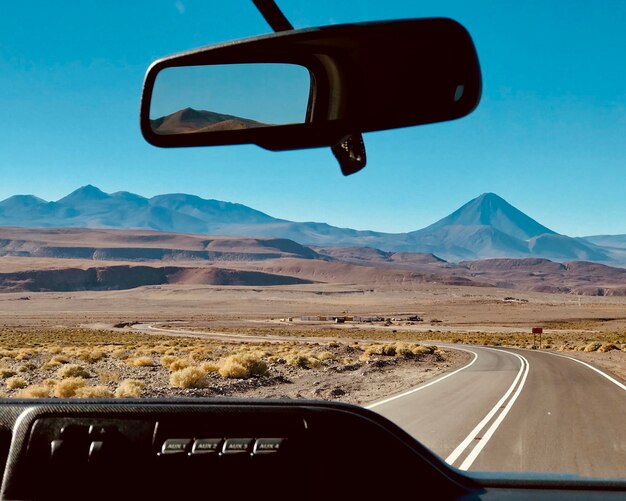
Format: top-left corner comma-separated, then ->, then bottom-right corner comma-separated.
118,323 -> 626,477
368,346 -> 626,478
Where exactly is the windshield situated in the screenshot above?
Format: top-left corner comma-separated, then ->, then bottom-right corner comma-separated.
1,0 -> 625,479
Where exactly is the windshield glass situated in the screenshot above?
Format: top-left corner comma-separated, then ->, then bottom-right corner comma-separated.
1,0 -> 625,479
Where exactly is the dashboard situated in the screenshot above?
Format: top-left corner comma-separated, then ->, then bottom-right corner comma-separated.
0,400 -> 622,500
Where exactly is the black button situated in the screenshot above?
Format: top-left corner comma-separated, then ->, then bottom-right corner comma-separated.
89,425 -> 115,438
88,441 -> 104,462
191,438 -> 222,455
161,438 -> 192,455
222,438 -> 253,454
253,438 -> 285,454
50,440 -> 66,460
60,424 -> 87,440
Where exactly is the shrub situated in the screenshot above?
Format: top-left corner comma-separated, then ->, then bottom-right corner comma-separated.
54,377 -> 87,397
411,345 -> 435,356
18,363 -> 37,372
584,342 -> 602,352
170,366 -> 207,389
381,344 -> 397,356
395,344 -> 414,357
16,384 -> 51,398
57,364 -> 90,378
111,348 -> 130,360
77,350 -> 106,363
0,369 -> 16,379
165,358 -> 192,372
43,355 -> 70,370
75,386 -> 114,398
316,351 -> 335,361
15,349 -> 34,361
96,369 -> 122,384
598,343 -> 619,352
6,376 -> 27,390
126,356 -> 154,367
218,354 -> 269,378
284,353 -> 320,369
160,355 -> 178,368
200,362 -> 219,373
115,379 -> 144,398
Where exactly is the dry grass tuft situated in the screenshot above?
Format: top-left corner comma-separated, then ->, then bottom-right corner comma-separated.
57,364 -> 90,379
200,362 -> 220,373
96,369 -> 122,384
6,376 -> 27,390
16,384 -> 51,398
218,354 -> 269,378
115,379 -> 145,398
53,377 -> 87,397
285,352 -> 321,369
411,345 -> 436,356
43,355 -> 70,370
126,356 -> 154,367
15,349 -> 35,361
316,351 -> 335,361
360,342 -> 435,361
584,342 -> 602,352
111,348 -> 130,360
170,366 -> 208,389
598,343 -> 619,352
0,369 -> 16,379
77,350 -> 107,363
161,357 -> 192,372
75,386 -> 114,398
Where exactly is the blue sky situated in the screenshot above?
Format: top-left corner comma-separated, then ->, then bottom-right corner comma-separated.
1,1 -> 625,237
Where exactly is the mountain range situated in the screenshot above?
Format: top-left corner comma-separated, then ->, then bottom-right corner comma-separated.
1,186 -> 624,266
151,108 -> 267,134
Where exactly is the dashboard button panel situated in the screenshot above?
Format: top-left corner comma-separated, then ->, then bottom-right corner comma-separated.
191,438 -> 222,454
161,438 -> 192,455
253,437 -> 284,454
222,438 -> 254,454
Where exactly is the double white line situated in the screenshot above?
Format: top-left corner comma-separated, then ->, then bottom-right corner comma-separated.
366,348 -> 478,409
445,349 -> 530,470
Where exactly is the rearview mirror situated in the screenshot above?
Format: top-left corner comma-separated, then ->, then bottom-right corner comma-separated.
150,63 -> 312,133
140,18 -> 481,151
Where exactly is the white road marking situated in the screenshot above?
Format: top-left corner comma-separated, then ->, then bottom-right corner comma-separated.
366,348 -> 479,409
445,349 -> 529,468
458,352 -> 529,470
541,351 -> 626,393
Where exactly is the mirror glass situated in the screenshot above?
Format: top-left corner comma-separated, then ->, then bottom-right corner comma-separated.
150,63 -> 311,134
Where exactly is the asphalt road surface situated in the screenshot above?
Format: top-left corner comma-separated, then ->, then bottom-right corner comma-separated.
368,346 -> 626,478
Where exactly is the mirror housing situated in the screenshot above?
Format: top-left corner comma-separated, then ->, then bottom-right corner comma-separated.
140,18 -> 482,151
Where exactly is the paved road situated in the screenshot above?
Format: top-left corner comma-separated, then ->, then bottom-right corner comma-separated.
108,322 -> 626,477
368,346 -> 626,478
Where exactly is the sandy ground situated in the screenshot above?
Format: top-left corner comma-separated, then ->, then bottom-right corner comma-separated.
2,282 -> 626,329
559,349 -> 626,383
0,282 -> 624,400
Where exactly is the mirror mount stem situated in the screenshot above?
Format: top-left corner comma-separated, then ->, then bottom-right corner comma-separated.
332,134 -> 367,176
252,0 -> 294,32
252,0 -> 367,176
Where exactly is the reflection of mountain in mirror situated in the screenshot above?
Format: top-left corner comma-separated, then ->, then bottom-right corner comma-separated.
151,107 -> 269,135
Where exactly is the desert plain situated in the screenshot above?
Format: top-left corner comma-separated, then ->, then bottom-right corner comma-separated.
0,227 -> 625,402
1,280 -> 626,402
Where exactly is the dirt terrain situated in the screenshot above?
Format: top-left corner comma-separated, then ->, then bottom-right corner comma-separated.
0,280 -> 624,401
0,227 -> 625,400
0,326 -> 468,404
